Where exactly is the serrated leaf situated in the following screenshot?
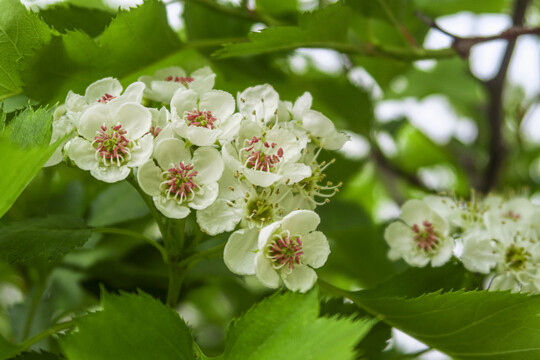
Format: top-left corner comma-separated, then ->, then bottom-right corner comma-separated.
39,4 -> 114,37
0,0 -> 51,100
256,0 -> 297,17
3,106 -> 54,147
0,215 -> 92,263
61,291 -> 195,360
219,289 -> 374,360
330,263 -> 540,359
0,106 -> 62,218
22,0 -> 182,102
214,3 -> 350,58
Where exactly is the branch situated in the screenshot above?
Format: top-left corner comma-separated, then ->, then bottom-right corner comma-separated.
182,0 -> 284,26
415,9 -> 538,58
481,0 -> 530,192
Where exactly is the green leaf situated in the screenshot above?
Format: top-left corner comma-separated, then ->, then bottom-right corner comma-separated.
88,182 -> 149,227
0,107 -> 62,218
219,289 -> 374,360
0,0 -> 51,100
22,0 -> 182,102
214,3 -> 351,58
0,215 -> 92,263
414,0 -> 510,16
61,291 -> 195,360
0,334 -> 19,360
255,0 -> 298,17
3,106 -> 54,147
39,4 -> 114,37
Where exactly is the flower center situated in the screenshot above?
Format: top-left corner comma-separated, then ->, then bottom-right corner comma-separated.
165,75 -> 194,84
246,197 -> 275,227
92,124 -> 131,165
185,110 -> 217,129
412,220 -> 439,251
505,244 -> 530,271
149,126 -> 162,138
503,210 -> 521,221
97,93 -> 116,103
241,136 -> 284,172
161,162 -> 199,202
266,233 -> 303,271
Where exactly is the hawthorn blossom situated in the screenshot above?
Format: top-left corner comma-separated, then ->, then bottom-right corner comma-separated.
222,120 -> 311,187
385,199 -> 455,267
170,88 -> 242,146
289,92 -> 348,150
237,84 -> 280,125
224,210 -> 330,292
65,102 -> 153,182
196,169 -> 295,235
137,138 -> 224,219
139,66 -> 215,103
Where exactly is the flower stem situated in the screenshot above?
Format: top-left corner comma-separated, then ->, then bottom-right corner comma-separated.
164,218 -> 187,307
179,242 -> 226,270
166,263 -> 185,307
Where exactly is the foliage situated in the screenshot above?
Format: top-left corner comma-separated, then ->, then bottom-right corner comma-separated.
0,0 -> 539,359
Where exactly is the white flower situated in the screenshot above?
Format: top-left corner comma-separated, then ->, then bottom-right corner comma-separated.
459,228 -> 500,274
44,105 -> 74,167
484,197 -> 537,235
65,102 -> 153,183
237,84 -> 280,125
196,169 -> 295,235
137,138 -> 224,219
290,92 -> 348,151
222,120 -> 311,187
65,78 -> 145,120
138,66 -> 216,103
385,199 -> 455,267
170,88 -> 242,146
224,210 -> 330,293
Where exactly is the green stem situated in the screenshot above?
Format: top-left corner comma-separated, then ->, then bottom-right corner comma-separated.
179,242 -> 226,269
19,320 -> 76,352
166,263 -> 185,307
193,339 -> 209,359
184,37 -> 248,49
93,227 -> 167,262
181,0 -> 284,26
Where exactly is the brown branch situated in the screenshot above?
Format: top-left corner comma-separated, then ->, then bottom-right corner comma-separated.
481,0 -> 530,193
415,9 -> 539,58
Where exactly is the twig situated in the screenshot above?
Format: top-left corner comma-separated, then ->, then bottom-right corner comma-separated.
415,9 -> 539,58
481,0 -> 530,192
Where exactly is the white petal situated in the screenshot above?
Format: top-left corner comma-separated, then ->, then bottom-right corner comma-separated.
224,229 -> 258,275
171,89 -> 198,118
154,138 -> 191,169
255,252 -> 280,288
150,82 -> 184,103
281,210 -> 320,235
219,113 -> 243,141
265,128 -> 301,162
113,102 -> 151,140
401,199 -> 447,234
490,273 -> 519,291
137,160 -> 162,196
65,137 -> 97,171
322,131 -> 349,150
184,126 -> 219,147
90,165 -> 130,183
78,104 -> 112,140
129,134 -> 154,167
221,142 -> 243,172
384,222 -> 414,253
189,183 -> 219,210
189,69 -> 216,94
257,221 -> 281,249
302,110 -> 335,137
154,66 -> 187,79
279,162 -> 311,184
301,231 -> 330,269
192,147 -> 224,185
154,197 -> 190,219
237,85 -> 279,123
196,199 -> 242,235
244,168 -> 281,187
85,77 -> 122,102
281,265 -> 317,293
199,90 -> 235,119
430,238 -> 455,267
292,92 -> 312,120
120,81 -> 145,103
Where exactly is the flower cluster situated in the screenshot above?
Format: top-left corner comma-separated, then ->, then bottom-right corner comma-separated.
48,67 -> 348,292
385,193 -> 540,293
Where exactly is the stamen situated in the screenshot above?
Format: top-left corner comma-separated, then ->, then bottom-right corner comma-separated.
266,233 -> 304,271
411,220 -> 439,251
165,75 -> 194,84
97,93 -> 116,103
185,110 -> 217,129
92,124 -> 131,166
161,162 -> 199,202
241,136 -> 283,172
